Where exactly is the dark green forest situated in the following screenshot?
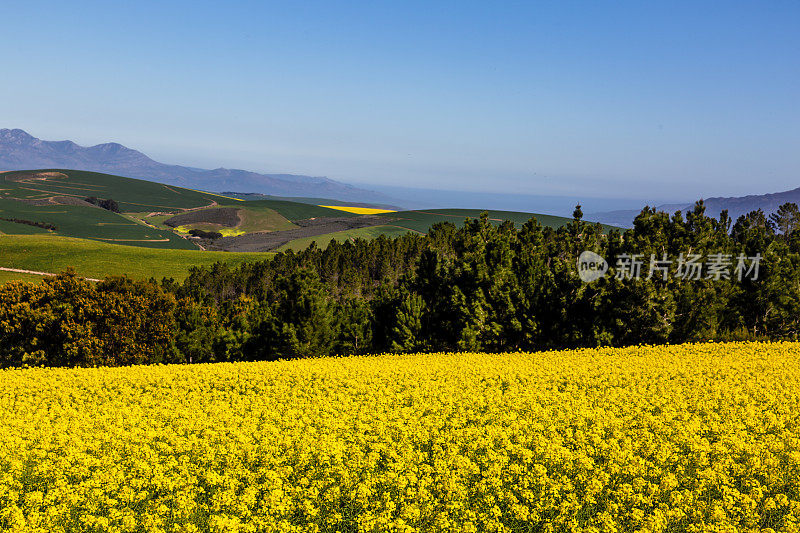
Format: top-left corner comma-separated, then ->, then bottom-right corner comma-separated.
2,201 -> 800,368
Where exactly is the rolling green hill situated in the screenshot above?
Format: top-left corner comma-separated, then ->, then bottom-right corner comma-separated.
0,217 -> 49,235
0,169 -> 237,249
141,205 -> 299,236
0,235 -> 273,282
276,225 -> 412,252
0,169 -> 227,211
240,199 -> 359,220
0,198 -> 198,249
377,208 -> 617,233
0,169 -> 619,284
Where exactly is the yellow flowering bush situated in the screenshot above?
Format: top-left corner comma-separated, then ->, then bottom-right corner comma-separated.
2,342 -> 800,532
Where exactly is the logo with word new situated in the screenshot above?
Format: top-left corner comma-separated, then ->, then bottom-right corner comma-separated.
577,251 -> 609,282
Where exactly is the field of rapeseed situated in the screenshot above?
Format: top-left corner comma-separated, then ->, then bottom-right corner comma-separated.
2,343 -> 800,532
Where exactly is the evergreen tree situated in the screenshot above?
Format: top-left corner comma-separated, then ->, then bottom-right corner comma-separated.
334,298 -> 373,355
770,202 -> 800,237
249,268 -> 335,359
390,289 -> 426,353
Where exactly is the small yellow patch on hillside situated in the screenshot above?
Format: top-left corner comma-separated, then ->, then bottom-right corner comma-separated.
219,228 -> 246,237
183,188 -> 245,201
174,225 -> 246,237
319,205 -> 395,214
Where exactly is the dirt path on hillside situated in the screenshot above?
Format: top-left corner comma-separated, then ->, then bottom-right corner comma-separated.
0,267 -> 101,282
184,201 -> 218,212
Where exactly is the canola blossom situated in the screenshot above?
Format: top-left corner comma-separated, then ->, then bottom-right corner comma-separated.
2,342 -> 800,532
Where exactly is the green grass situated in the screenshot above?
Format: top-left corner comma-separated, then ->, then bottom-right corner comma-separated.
0,198 -> 197,249
0,235 -> 274,282
125,212 -> 175,230
236,206 -> 297,232
377,209 -> 618,233
0,169 -> 226,212
0,169 -> 243,249
239,199 -> 358,221
0,218 -> 50,235
0,270 -> 46,285
0,169 -> 402,250
169,206 -> 299,234
1,169 -> 619,262
277,225 -> 412,252
146,205 -> 299,238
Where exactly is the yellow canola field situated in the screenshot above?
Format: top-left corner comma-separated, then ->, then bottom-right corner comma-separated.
174,226 -> 247,237
2,343 -> 800,532
318,205 -> 396,214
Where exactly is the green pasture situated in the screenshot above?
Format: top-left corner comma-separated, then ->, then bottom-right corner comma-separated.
0,198 -> 197,249
240,199 -> 358,221
278,225 -> 411,252
0,169 -> 225,212
0,234 -> 274,283
377,208 -> 617,233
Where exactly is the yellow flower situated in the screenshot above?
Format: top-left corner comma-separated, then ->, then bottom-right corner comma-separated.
1,342 -> 800,531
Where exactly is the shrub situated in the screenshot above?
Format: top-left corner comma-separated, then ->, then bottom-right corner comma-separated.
189,229 -> 223,239
85,197 -> 121,212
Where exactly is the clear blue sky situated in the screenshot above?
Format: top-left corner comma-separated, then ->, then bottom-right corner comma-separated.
1,1 -> 798,202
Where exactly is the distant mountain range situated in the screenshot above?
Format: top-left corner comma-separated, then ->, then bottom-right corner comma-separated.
5,128 -> 797,225
589,187 -> 800,228
0,128 -> 397,204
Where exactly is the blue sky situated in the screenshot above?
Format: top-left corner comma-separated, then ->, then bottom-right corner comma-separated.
1,1 -> 798,203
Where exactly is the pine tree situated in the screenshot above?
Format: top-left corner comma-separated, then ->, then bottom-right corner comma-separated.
390,290 -> 425,353
334,298 -> 373,355
770,203 -> 800,237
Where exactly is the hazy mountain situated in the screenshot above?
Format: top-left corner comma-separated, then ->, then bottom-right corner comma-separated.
0,128 -> 397,204
589,187 -> 800,228
7,128 -> 754,221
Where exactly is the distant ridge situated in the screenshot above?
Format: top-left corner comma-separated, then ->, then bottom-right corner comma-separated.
0,128 -> 397,204
221,191 -> 402,211
589,186 -> 800,228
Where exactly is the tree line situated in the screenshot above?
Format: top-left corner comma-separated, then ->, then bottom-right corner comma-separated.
85,197 -> 121,212
2,201 -> 800,367
0,217 -> 57,231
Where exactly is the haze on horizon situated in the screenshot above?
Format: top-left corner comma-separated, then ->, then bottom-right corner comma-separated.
1,1 -> 798,204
